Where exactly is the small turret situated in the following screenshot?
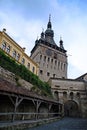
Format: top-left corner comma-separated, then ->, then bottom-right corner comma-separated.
59,36 -> 64,49
41,29 -> 44,39
35,36 -> 39,45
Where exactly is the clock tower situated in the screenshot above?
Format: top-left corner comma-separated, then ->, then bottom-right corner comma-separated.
30,16 -> 67,81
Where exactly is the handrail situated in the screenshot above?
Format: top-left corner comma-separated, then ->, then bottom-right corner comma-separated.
0,112 -> 61,116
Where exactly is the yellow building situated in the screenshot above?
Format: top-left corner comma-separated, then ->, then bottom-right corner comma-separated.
0,28 -> 39,75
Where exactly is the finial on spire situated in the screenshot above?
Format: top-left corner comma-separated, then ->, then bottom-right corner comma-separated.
49,14 -> 51,22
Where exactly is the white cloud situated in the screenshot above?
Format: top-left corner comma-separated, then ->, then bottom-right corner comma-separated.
0,0 -> 87,79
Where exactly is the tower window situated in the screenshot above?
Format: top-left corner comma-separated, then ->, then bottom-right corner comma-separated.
58,61 -> 60,69
64,63 -> 66,71
47,72 -> 50,76
48,57 -> 50,62
44,56 -> 46,62
40,70 -> 43,75
53,74 -> 56,78
61,62 -> 63,70
55,60 -> 57,65
54,53 -> 57,59
40,55 -> 42,60
51,59 -> 53,63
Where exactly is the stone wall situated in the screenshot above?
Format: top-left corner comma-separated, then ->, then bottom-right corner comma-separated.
49,78 -> 87,118
0,66 -> 16,85
0,66 -> 33,90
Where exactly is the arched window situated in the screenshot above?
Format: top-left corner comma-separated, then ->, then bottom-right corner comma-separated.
76,92 -> 80,99
44,56 -> 46,62
54,91 -> 59,100
63,91 -> 67,98
70,92 -> 74,99
40,55 -> 42,60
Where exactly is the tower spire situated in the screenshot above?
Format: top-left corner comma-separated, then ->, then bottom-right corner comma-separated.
47,14 -> 52,29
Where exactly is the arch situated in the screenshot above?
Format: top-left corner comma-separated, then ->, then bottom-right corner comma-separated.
76,92 -> 80,99
69,92 -> 74,99
64,100 -> 80,117
54,91 -> 59,100
63,91 -> 67,98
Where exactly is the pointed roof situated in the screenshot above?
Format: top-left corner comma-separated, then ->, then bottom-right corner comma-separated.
45,15 -> 56,45
47,14 -> 52,29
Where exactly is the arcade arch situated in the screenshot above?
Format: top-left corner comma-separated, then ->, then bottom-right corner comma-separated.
64,100 -> 80,117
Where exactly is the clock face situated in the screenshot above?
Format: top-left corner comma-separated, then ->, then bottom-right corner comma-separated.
46,49 -> 52,56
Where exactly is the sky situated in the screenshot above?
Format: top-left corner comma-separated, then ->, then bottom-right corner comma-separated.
0,0 -> 87,79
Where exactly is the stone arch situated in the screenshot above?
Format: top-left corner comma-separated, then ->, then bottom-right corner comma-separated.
63,91 -> 67,98
69,92 -> 74,99
76,92 -> 80,98
64,100 -> 80,117
54,91 -> 59,100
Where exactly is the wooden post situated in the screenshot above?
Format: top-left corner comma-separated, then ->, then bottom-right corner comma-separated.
48,104 -> 52,118
8,96 -> 23,121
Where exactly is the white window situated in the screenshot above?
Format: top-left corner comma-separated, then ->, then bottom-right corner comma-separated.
1,41 -> 6,50
6,45 -> 10,53
21,58 -> 25,64
32,66 -> 35,73
12,50 -> 16,58
27,63 -> 30,69
16,53 -> 20,61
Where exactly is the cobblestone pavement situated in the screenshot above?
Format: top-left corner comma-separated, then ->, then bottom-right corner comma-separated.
27,117 -> 87,130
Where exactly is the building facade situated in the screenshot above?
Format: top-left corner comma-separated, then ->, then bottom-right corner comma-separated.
30,17 -> 67,82
0,29 -> 39,75
30,16 -> 87,117
48,75 -> 87,118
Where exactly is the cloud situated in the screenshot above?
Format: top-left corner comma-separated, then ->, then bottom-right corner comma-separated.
0,0 -> 87,79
